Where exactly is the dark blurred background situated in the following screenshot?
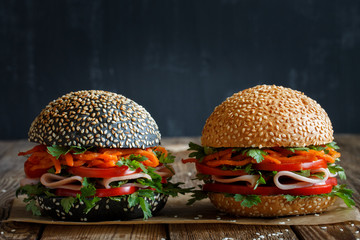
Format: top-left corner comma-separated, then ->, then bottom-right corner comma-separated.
1,0 -> 360,139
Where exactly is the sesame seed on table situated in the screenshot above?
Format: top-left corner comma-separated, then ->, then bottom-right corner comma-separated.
0,135 -> 359,239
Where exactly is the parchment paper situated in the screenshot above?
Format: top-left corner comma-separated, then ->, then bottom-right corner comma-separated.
5,195 -> 360,225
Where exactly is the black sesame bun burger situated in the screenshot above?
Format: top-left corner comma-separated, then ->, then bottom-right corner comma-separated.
183,85 -> 354,217
17,90 -> 186,221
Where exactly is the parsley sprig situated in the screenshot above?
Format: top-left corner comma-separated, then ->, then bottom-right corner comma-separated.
47,145 -> 92,159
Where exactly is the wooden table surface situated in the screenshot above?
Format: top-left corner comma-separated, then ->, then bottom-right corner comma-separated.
0,135 -> 359,240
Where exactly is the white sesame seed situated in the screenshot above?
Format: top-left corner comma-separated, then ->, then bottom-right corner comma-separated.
279,222 -> 286,225
1,189 -> 6,193
340,229 -> 344,232
356,231 -> 359,234
174,215 -> 178,218
321,227 -> 327,230
11,229 -> 16,233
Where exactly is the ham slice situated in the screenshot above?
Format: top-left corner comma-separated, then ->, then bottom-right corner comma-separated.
154,166 -> 174,178
100,173 -> 152,189
274,168 -> 330,190
40,173 -> 83,191
20,178 -> 40,187
212,175 -> 260,188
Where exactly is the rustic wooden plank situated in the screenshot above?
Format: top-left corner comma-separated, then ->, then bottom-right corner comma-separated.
292,222 -> 360,240
41,224 -> 167,240
169,224 -> 298,240
0,221 -> 42,240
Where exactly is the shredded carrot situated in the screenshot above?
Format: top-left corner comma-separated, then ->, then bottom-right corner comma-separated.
64,153 -> 74,167
19,144 -> 166,173
278,155 -> 317,163
18,145 -> 47,156
263,149 -> 282,157
203,148 -> 233,162
49,155 -> 61,174
74,152 -> 118,162
262,155 -> 282,164
153,146 -> 168,157
206,159 -> 251,167
295,149 -> 335,163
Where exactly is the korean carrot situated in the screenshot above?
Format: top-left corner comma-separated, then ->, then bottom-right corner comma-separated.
206,159 -> 251,167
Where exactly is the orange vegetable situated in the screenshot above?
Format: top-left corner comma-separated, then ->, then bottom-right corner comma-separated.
153,146 -> 168,157
49,155 -> 61,174
64,153 -> 74,167
262,155 -> 282,164
18,145 -> 47,156
206,159 -> 251,167
203,148 -> 233,162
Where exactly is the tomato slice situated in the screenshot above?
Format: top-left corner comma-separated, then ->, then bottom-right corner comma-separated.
196,163 -> 247,176
203,177 -> 337,196
24,160 -> 50,178
55,186 -> 138,197
67,166 -> 140,178
252,159 -> 327,171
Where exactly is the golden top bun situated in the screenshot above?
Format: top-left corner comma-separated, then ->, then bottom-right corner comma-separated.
201,85 -> 333,148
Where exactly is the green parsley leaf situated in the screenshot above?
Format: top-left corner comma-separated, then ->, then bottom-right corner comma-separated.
162,182 -> 193,197
109,180 -> 128,188
244,164 -> 253,174
47,146 -> 70,159
328,164 -> 346,180
24,198 -> 41,216
61,197 -> 76,213
233,194 -> 261,208
82,197 -> 101,214
311,172 -> 325,180
80,177 -> 96,197
295,170 -> 311,177
188,142 -> 216,162
285,147 -> 309,153
109,196 -> 126,202
186,190 -> 208,205
326,142 -> 340,150
330,185 -> 355,207
242,149 -> 268,163
284,195 -> 297,202
47,145 -> 91,159
254,173 -> 266,190
127,189 -> 156,220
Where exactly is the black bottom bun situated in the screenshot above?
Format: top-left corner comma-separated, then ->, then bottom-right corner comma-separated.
209,192 -> 336,217
37,193 -> 168,221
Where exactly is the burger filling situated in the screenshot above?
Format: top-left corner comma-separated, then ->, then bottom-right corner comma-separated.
17,145 -> 189,219
183,142 -> 354,208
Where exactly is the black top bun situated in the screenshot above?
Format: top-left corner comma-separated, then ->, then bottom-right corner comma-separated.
28,90 -> 161,149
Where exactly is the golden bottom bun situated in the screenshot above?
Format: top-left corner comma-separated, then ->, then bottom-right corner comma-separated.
209,192 -> 336,217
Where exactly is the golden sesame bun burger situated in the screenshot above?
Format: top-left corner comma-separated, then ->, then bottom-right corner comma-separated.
183,85 -> 354,217
17,90 -> 185,221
